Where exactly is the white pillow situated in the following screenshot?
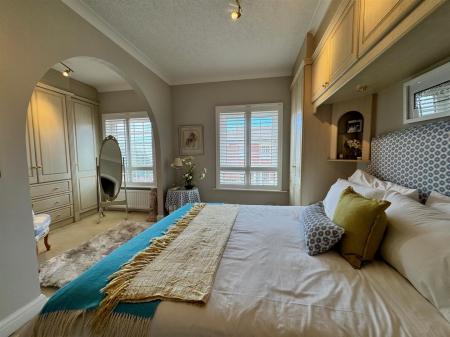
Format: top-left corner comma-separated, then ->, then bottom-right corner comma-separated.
322,178 -> 385,219
348,169 -> 419,201
426,191 -> 450,215
381,192 -> 450,322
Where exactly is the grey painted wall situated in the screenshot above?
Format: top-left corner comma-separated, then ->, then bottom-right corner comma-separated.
0,0 -> 173,321
40,68 -> 99,101
172,77 -> 291,205
99,90 -> 147,114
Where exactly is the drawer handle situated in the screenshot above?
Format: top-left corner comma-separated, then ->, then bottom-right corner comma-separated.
53,187 -> 60,191
54,201 -> 60,205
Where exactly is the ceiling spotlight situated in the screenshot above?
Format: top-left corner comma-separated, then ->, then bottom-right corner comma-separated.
230,0 -> 242,21
60,62 -> 73,77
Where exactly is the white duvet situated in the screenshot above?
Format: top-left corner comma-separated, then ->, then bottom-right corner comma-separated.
25,205 -> 450,337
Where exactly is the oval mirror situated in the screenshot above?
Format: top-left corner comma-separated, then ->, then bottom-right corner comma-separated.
99,136 -> 123,202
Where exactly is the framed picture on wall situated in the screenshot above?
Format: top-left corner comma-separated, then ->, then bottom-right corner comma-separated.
178,125 -> 204,155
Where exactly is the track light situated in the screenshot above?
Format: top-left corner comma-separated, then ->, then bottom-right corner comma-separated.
60,62 -> 73,77
231,0 -> 242,21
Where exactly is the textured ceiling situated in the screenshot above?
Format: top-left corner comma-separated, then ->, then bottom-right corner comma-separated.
65,0 -> 327,84
53,57 -> 132,92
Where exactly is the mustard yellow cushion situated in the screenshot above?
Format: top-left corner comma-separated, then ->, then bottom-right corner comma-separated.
333,186 -> 391,268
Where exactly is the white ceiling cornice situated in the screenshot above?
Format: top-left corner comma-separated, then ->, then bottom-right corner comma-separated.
62,0 -> 173,84
172,71 -> 293,86
308,0 -> 332,35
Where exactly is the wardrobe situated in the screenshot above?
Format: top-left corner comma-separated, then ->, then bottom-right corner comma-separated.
26,83 -> 100,228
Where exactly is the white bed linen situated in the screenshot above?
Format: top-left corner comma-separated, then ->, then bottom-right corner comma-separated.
25,205 -> 450,337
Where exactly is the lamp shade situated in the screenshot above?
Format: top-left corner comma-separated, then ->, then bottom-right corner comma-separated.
172,157 -> 183,167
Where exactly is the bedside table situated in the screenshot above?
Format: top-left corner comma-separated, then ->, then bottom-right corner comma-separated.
165,187 -> 201,213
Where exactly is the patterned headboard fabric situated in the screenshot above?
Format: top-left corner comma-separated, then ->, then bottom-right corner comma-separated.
367,119 -> 450,202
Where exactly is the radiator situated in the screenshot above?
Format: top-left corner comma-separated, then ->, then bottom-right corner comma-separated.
110,189 -> 152,211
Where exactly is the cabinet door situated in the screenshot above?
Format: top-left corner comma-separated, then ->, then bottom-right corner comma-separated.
289,76 -> 303,206
26,97 -> 38,184
329,0 -> 358,82
72,99 -> 98,212
311,42 -> 330,102
358,0 -> 419,56
33,87 -> 71,182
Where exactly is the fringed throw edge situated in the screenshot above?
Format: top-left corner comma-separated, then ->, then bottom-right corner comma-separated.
33,310 -> 153,337
92,202 -> 206,332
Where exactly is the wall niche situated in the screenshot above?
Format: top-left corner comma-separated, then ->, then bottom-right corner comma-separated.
329,95 -> 373,162
337,111 -> 364,160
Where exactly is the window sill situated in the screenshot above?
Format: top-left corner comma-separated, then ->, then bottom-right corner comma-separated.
214,187 -> 288,193
121,185 -> 157,190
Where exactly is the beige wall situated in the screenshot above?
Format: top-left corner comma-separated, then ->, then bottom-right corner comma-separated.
172,77 -> 291,205
0,0 -> 173,322
99,90 -> 148,115
40,68 -> 98,101
376,78 -> 450,137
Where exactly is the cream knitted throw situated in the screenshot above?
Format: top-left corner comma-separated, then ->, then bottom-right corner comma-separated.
93,203 -> 239,329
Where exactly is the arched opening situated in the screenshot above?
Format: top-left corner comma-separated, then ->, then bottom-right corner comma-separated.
336,111 -> 364,160
25,57 -> 162,294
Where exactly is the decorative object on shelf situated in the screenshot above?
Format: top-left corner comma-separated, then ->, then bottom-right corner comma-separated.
172,156 -> 207,190
346,119 -> 362,133
345,139 -> 362,159
404,61 -> 450,124
178,124 -> 204,155
165,187 -> 201,213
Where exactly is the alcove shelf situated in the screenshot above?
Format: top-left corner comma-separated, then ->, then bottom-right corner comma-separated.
329,95 -> 374,162
328,159 -> 370,163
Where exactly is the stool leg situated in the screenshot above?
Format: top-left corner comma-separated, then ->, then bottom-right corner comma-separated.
44,234 -> 51,251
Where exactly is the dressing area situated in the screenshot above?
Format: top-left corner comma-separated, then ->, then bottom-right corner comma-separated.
27,57 -> 158,296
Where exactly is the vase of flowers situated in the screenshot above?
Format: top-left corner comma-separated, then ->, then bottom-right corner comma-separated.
345,139 -> 362,159
172,156 -> 207,189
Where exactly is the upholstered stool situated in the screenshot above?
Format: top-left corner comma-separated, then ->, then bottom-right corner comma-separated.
33,212 -> 51,253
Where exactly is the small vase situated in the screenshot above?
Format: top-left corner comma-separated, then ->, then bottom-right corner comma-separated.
184,183 -> 194,190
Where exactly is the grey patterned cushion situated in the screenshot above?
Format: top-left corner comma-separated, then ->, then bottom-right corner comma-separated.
301,202 -> 345,256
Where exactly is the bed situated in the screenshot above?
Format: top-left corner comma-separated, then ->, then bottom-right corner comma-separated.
25,120 -> 450,337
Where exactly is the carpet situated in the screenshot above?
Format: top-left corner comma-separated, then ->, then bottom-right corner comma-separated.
39,220 -> 151,288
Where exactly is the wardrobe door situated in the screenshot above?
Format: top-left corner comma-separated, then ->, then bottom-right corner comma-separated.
25,96 -> 38,184
72,99 -> 98,212
33,87 -> 71,182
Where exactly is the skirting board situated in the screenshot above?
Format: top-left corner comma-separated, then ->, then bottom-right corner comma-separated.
0,294 -> 47,337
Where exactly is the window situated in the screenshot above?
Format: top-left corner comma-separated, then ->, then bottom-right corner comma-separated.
216,103 -> 283,190
103,112 -> 155,187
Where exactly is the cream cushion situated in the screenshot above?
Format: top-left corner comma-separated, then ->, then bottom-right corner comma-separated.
426,191 -> 450,214
381,192 -> 450,322
322,178 -> 385,219
348,169 -> 419,201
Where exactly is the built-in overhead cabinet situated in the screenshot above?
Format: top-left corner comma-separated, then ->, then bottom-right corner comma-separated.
312,0 -> 359,102
358,0 -> 420,56
311,42 -> 330,101
310,0 -> 429,105
71,98 -> 99,213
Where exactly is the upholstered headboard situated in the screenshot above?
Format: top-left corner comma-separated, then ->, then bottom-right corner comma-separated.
367,119 -> 450,202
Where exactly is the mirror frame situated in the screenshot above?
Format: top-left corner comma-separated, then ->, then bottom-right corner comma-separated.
98,135 -> 123,202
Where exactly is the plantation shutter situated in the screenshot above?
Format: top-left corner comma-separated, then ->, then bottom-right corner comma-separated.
103,113 -> 155,186
250,110 -> 279,186
216,103 -> 282,190
104,118 -> 128,167
218,112 -> 246,185
129,117 -> 154,183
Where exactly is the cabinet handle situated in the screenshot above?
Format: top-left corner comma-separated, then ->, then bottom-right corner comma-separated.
37,165 -> 42,169
54,201 -> 60,205
53,187 -> 60,191
322,83 -> 327,88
